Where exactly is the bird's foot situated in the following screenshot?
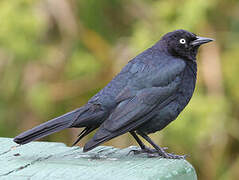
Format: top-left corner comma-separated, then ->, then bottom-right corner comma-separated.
128,146 -> 187,159
148,151 -> 187,159
128,146 -> 168,155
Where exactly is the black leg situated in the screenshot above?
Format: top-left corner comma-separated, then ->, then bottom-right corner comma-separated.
138,131 -> 186,159
138,131 -> 168,157
130,131 -> 166,154
130,131 -> 146,149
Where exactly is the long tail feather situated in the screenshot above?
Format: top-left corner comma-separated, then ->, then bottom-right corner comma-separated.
14,108 -> 83,145
71,127 -> 96,146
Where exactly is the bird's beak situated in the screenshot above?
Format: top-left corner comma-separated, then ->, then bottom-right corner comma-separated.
191,36 -> 214,46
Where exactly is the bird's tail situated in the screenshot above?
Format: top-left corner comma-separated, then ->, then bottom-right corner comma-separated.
14,108 -> 85,145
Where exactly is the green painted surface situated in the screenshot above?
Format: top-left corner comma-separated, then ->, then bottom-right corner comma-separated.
0,137 -> 197,180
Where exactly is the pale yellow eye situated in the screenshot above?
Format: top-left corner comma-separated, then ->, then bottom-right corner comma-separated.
179,38 -> 186,44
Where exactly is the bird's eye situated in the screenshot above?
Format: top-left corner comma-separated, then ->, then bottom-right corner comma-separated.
179,38 -> 186,44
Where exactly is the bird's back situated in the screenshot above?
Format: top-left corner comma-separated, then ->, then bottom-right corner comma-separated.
88,46 -> 160,108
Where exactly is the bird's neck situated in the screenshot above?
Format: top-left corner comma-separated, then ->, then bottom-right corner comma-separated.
185,60 -> 197,81
152,40 -> 170,55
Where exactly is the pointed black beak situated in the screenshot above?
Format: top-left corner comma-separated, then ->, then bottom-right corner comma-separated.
191,36 -> 214,46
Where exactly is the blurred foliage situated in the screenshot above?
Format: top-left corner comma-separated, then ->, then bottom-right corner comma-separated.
0,0 -> 239,179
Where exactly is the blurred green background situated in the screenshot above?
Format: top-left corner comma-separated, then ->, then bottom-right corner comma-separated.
0,0 -> 239,179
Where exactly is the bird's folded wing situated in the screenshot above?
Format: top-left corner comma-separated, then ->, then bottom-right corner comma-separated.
83,75 -> 183,151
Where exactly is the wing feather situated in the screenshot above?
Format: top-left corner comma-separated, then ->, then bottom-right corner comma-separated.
84,58 -> 186,152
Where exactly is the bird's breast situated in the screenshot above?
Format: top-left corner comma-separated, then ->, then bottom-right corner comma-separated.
137,61 -> 197,134
177,61 -> 197,108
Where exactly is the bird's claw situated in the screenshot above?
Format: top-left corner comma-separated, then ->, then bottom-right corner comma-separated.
127,146 -> 187,159
163,152 -> 187,159
127,146 -> 168,155
149,151 -> 188,159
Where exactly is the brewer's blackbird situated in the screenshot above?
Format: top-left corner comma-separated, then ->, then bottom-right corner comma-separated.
14,29 -> 213,159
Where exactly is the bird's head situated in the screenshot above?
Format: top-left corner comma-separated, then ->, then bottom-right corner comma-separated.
160,29 -> 214,61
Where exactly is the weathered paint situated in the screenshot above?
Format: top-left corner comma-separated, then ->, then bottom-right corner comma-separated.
0,138 -> 197,180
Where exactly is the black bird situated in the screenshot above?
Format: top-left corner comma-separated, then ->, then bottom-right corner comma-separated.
14,30 -> 213,159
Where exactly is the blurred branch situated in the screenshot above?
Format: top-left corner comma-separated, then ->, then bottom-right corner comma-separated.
22,0 -> 115,101
45,0 -> 112,65
46,0 -> 78,37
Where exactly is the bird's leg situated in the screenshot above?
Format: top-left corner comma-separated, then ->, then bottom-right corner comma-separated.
130,131 -> 147,150
138,132 -> 186,159
129,131 -> 167,154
